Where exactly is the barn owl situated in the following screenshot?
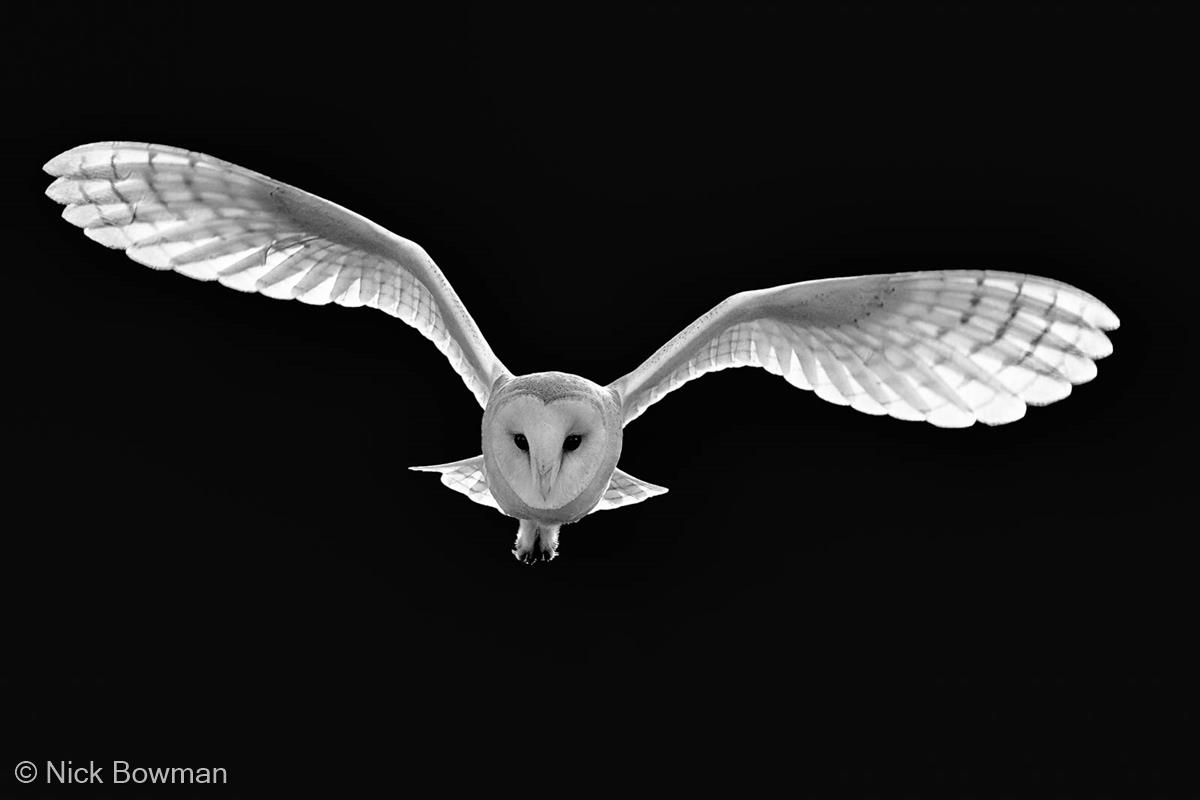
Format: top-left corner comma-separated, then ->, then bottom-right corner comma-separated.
43,142 -> 1120,563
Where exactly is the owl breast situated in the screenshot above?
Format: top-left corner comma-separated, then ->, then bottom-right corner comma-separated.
481,372 -> 624,524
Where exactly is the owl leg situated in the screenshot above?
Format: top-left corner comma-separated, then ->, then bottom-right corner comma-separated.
513,520 -> 561,564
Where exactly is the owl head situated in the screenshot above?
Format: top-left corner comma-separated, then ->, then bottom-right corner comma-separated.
481,372 -> 624,522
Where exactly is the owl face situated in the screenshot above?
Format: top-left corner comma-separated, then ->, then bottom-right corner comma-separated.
481,373 -> 623,522
488,395 -> 607,508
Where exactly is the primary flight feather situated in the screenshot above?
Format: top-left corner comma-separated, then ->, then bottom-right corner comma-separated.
44,142 -> 1120,563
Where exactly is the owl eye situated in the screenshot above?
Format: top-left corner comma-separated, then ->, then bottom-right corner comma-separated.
563,434 -> 582,452
513,433 -> 529,452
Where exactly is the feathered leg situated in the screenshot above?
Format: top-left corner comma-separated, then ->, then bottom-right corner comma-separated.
513,519 -> 562,564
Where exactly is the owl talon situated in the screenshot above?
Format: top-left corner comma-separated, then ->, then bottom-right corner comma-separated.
512,544 -> 556,564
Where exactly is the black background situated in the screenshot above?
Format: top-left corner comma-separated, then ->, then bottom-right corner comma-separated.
4,3 -> 1193,796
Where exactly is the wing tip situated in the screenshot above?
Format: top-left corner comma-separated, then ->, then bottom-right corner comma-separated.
43,152 -> 74,177
42,141 -> 178,178
42,142 -> 113,176
1096,306 -> 1121,331
44,175 -> 75,202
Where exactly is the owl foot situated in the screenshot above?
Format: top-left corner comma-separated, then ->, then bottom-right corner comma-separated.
513,519 -> 560,564
513,545 -> 556,565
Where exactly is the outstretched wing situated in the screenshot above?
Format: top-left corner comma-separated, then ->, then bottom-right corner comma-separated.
409,456 -> 504,513
44,142 -> 510,408
588,468 -> 669,514
608,270 -> 1119,428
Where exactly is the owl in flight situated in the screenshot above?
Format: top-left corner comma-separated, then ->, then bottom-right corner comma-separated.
44,143 -> 1120,563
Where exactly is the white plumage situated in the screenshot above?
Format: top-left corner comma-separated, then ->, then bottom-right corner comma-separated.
44,142 -> 508,408
610,270 -> 1118,429
44,142 -> 1120,562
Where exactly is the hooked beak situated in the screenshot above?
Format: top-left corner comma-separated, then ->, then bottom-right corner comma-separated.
535,457 -> 560,500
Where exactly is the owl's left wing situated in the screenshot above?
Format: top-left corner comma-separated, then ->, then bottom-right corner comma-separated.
608,270 -> 1119,428
44,142 -> 510,408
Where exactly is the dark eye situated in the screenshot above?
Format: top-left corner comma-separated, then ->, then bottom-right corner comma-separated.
563,434 -> 582,452
513,433 -> 529,452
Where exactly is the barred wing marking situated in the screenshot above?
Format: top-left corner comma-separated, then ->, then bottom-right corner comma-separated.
588,468 -> 670,514
409,456 -> 504,513
44,142 -> 510,408
609,270 -> 1120,428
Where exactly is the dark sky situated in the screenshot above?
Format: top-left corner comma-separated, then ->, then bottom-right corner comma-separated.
4,3 -> 1192,795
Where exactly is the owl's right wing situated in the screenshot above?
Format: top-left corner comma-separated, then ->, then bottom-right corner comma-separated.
607,270 -> 1119,428
44,142 -> 511,408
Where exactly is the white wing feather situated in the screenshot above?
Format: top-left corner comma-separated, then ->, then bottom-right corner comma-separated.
589,468 -> 669,514
609,270 -> 1119,428
44,142 -> 510,408
409,457 -> 503,513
